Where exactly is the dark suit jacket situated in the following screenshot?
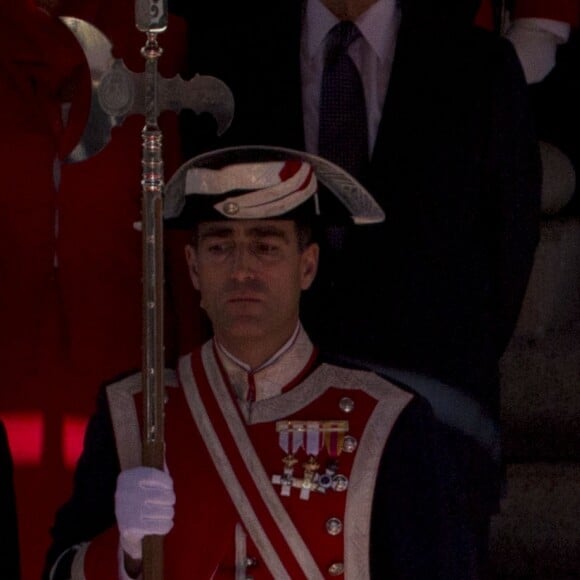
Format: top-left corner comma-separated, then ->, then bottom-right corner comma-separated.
174,0 -> 541,417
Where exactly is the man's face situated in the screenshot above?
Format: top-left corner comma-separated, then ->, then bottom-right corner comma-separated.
185,220 -> 319,350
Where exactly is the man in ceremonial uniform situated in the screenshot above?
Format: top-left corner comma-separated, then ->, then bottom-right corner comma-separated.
45,147 -> 445,579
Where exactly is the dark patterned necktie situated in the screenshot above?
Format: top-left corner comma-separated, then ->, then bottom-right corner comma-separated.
318,20 -> 369,180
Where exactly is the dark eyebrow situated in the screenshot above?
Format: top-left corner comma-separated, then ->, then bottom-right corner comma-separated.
247,225 -> 290,241
197,225 -> 235,240
196,223 -> 292,243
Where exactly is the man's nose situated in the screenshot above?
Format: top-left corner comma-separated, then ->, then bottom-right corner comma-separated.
230,245 -> 257,279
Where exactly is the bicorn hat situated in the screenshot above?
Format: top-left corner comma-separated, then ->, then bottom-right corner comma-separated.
164,146 -> 384,227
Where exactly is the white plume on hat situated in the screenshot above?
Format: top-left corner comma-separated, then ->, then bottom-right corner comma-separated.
185,159 -> 317,219
164,145 -> 385,225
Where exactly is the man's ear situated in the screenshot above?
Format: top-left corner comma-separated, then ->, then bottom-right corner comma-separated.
184,245 -> 201,290
300,243 -> 319,290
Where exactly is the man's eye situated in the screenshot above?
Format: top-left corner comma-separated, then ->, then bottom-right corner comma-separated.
254,242 -> 280,255
207,242 -> 232,255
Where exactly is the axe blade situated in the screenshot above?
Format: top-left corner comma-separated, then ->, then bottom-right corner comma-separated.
134,73 -> 235,136
60,17 -> 235,163
61,16 -> 120,163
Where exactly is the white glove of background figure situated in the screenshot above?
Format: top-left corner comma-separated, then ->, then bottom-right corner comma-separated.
115,466 -> 175,561
505,17 -> 571,84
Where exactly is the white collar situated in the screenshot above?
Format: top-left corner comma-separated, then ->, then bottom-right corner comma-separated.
215,322 -> 302,372
304,0 -> 399,64
214,324 -> 315,401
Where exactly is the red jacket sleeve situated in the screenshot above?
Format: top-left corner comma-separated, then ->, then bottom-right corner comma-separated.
512,0 -> 580,28
78,528 -> 120,579
474,0 -> 580,30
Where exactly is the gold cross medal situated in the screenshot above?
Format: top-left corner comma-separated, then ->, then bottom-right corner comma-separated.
271,421 -> 304,496
272,420 -> 348,500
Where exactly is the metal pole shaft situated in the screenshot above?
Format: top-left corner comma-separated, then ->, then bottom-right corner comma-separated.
140,28 -> 166,580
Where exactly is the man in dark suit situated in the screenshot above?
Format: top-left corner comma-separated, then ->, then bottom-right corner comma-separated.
172,0 -> 541,575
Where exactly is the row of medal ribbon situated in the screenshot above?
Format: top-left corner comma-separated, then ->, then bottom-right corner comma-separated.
276,420 -> 350,458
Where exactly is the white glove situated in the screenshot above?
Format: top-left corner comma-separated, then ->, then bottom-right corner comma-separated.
505,18 -> 571,84
115,466 -> 176,561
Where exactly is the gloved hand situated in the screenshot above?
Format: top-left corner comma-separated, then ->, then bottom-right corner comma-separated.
115,466 -> 176,561
505,18 -> 570,84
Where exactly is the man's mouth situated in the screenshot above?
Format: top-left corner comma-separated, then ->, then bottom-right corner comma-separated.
227,295 -> 262,303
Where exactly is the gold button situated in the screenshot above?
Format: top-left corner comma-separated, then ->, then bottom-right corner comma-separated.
339,397 -> 354,413
328,562 -> 344,576
223,201 -> 240,215
342,435 -> 358,453
326,517 -> 343,536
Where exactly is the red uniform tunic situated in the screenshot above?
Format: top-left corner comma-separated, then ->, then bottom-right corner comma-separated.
72,333 -> 414,579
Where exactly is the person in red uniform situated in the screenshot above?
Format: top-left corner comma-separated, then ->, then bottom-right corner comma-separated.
505,0 -> 580,215
475,0 -> 580,214
44,147 -> 447,580
0,2 -> 196,578
475,0 -> 578,84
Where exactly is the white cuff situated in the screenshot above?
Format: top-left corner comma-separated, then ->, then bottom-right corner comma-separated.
513,17 -> 571,43
47,545 -> 80,580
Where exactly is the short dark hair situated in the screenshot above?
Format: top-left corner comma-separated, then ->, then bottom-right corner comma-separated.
294,217 -> 315,252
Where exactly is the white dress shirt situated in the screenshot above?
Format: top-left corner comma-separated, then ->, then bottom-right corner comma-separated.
301,0 -> 401,156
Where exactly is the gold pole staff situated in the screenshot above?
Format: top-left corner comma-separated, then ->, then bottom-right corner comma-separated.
135,2 -> 235,577
135,2 -> 167,578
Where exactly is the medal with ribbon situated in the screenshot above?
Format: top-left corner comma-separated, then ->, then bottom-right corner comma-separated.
272,420 -> 349,500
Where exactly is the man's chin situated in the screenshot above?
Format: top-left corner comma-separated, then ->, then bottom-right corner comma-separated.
221,315 -> 266,337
